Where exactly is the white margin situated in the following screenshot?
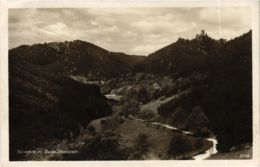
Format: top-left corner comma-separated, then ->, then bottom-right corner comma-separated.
0,0 -> 259,167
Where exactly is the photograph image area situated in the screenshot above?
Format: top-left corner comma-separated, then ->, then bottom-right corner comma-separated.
8,7 -> 252,161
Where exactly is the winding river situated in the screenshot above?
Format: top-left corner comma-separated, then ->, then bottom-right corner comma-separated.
75,78 -> 218,159
129,115 -> 218,160
104,92 -> 218,159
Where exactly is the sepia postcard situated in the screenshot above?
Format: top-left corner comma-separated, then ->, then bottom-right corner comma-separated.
0,0 -> 260,167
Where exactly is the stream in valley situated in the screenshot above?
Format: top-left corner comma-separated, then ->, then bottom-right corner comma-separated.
104,91 -> 218,159
129,115 -> 218,160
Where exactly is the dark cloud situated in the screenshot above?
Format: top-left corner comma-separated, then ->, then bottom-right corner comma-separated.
9,7 -> 251,55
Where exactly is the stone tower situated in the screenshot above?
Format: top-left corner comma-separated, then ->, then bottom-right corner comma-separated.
201,29 -> 205,36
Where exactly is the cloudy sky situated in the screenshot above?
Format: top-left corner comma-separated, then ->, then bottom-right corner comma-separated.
9,8 -> 251,55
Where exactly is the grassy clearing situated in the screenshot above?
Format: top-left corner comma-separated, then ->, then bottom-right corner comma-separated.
140,91 -> 189,114
114,119 -> 213,160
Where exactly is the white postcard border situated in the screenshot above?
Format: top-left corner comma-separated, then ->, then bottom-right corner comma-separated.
0,0 -> 259,167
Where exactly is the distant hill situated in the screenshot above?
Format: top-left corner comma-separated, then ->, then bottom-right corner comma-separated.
9,40 -> 145,78
134,30 -> 224,78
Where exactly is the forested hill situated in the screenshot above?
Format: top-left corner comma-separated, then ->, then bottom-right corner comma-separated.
134,30 -> 251,79
203,30 -> 252,151
9,40 -> 144,78
134,30 -> 252,152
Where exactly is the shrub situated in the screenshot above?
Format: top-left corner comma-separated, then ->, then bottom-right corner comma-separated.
129,133 -> 149,160
194,138 -> 204,151
121,100 -> 140,117
100,117 -> 121,132
139,110 -> 155,120
167,135 -> 192,159
184,106 -> 211,137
